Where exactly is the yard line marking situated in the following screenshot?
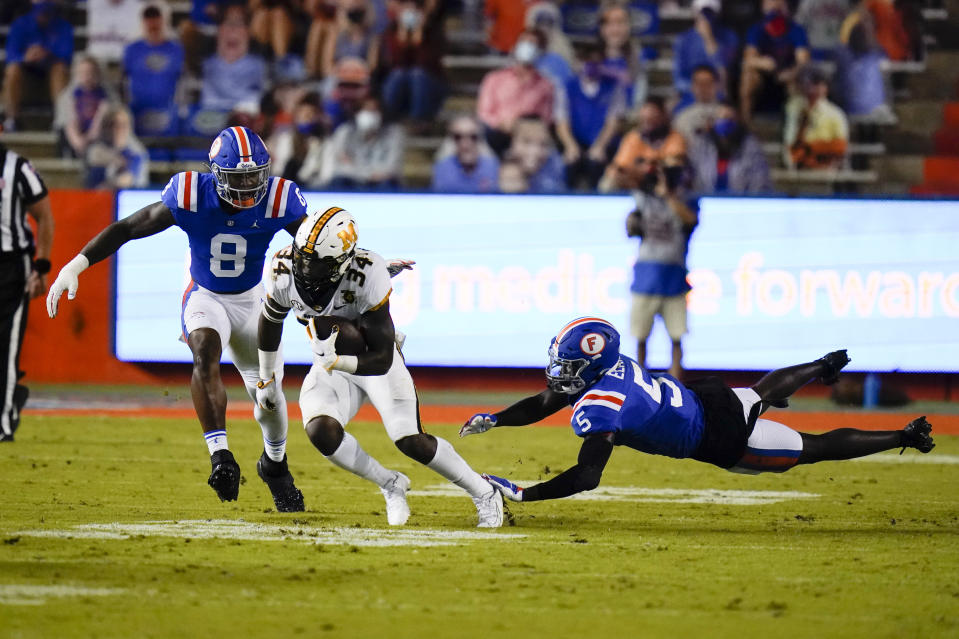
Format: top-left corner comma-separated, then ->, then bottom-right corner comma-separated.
412,485 -> 820,505
850,453 -> 959,465
13,520 -> 525,547
0,584 -> 125,606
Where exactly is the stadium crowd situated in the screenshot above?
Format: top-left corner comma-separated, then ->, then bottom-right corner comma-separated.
0,0 -> 933,195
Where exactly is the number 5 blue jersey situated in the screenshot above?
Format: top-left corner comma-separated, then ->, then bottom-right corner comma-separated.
161,171 -> 308,293
568,356 -> 706,460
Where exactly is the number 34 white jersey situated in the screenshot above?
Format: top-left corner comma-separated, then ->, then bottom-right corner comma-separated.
261,245 -> 393,324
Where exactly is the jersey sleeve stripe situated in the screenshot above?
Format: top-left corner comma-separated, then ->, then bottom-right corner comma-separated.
179,171 -> 198,212
573,391 -> 625,413
264,295 -> 290,315
276,179 -> 290,218
188,171 -> 198,211
265,178 -> 280,217
270,178 -> 287,218
369,289 -> 392,311
263,305 -> 288,323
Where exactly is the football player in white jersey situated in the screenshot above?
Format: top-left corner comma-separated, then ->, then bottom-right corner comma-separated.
255,207 -> 504,527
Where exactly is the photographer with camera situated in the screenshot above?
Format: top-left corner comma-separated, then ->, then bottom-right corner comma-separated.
624,151 -> 697,381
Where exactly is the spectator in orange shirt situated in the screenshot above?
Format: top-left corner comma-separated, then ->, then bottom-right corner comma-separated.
600,97 -> 686,193
485,0 -> 539,54
476,28 -> 555,157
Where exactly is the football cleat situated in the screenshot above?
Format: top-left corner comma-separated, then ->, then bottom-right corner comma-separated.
474,486 -> 504,528
256,452 -> 305,512
817,349 -> 850,385
208,449 -> 241,502
900,416 -> 935,454
380,471 -> 411,526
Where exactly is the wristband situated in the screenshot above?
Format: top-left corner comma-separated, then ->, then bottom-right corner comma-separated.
331,354 -> 358,374
32,258 -> 51,275
63,254 -> 90,276
258,348 -> 278,380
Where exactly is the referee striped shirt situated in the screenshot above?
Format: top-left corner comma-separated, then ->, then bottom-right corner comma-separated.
0,143 -> 48,255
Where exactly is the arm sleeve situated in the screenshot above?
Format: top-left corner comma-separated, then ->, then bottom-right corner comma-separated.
521,434 -> 614,502
16,158 -> 48,205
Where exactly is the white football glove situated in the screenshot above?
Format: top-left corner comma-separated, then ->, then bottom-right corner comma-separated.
387,259 -> 415,278
255,374 -> 281,411
483,474 -> 524,501
309,321 -> 340,374
47,254 -> 89,318
460,413 -> 497,438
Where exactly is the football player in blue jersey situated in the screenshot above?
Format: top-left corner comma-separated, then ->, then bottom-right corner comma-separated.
460,317 -> 935,505
47,126 -> 309,511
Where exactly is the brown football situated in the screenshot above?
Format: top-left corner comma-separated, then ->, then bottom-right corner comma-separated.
309,315 -> 367,355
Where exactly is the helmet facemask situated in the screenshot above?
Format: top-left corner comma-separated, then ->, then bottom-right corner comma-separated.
211,161 -> 271,209
292,243 -> 355,305
545,343 -> 590,394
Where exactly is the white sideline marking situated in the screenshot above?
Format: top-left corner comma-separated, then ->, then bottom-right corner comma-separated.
850,453 -> 959,465
412,485 -> 819,505
14,520 -> 525,547
0,584 -> 125,606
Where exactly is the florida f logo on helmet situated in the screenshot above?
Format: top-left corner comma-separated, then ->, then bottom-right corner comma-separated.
580,333 -> 606,357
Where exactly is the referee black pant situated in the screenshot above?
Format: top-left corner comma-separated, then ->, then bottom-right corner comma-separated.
0,252 -> 31,440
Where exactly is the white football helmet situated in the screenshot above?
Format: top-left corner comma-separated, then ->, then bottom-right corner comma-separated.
292,207 -> 358,301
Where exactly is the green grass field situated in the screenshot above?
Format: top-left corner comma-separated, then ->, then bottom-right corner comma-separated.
1,410 -> 958,638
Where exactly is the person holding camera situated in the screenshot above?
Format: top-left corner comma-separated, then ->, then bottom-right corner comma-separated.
624,155 -> 697,381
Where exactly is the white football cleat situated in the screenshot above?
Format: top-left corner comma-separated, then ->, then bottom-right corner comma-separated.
380,471 -> 411,526
474,486 -> 504,528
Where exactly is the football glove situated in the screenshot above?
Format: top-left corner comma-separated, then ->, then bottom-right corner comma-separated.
460,413 -> 497,438
387,259 -> 415,278
309,321 -> 339,374
483,474 -> 524,502
255,374 -> 281,411
46,254 -> 89,318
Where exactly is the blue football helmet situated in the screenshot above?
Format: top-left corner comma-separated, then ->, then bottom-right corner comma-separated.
546,317 -> 621,394
208,126 -> 271,209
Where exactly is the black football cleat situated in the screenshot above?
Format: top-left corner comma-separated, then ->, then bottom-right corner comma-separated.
257,452 -> 305,513
900,416 -> 935,454
208,449 -> 241,502
817,349 -> 850,385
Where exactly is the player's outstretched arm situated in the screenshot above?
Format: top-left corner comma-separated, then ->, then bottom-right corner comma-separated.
460,389 -> 569,437
486,433 -> 614,502
47,202 -> 175,318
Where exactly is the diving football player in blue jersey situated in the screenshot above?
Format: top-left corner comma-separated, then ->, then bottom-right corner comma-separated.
47,126 -> 309,511
461,317 -> 935,505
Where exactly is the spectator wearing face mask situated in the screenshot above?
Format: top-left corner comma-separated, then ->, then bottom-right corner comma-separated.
270,93 -> 328,188
784,66 -> 848,170
687,102 -> 771,194
740,0 -> 810,124
673,64 -> 723,144
554,42 -> 627,191
322,96 -> 405,190
477,28 -> 555,157
505,115 -> 565,193
432,115 -> 500,193
322,0 -> 381,79
381,0 -> 446,123
600,97 -> 686,193
673,0 -> 739,111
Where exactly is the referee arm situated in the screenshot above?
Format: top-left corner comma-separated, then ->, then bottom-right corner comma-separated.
24,195 -> 53,299
47,201 -> 174,318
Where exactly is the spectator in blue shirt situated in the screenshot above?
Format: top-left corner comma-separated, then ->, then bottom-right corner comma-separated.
84,105 -> 150,189
432,115 -> 500,193
673,0 -> 739,112
740,0 -> 810,123
200,5 -> 267,113
179,0 -> 233,74
598,1 -> 647,108
554,42 -> 627,191
834,20 -> 891,119
123,4 -> 185,136
507,115 -> 565,193
2,0 -> 73,130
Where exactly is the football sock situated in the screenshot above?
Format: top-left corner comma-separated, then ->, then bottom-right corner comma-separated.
324,432 -> 393,488
254,398 -> 288,462
426,437 -> 493,499
204,429 -> 229,456
798,429 -> 903,464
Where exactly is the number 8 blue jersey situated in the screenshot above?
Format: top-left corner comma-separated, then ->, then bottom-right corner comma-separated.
161,171 -> 308,293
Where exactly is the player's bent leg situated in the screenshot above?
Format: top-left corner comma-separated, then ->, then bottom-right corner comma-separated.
750,350 -> 850,408
798,416 -> 934,464
306,415 -> 410,524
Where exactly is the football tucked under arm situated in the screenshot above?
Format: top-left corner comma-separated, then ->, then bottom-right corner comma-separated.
307,316 -> 367,355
